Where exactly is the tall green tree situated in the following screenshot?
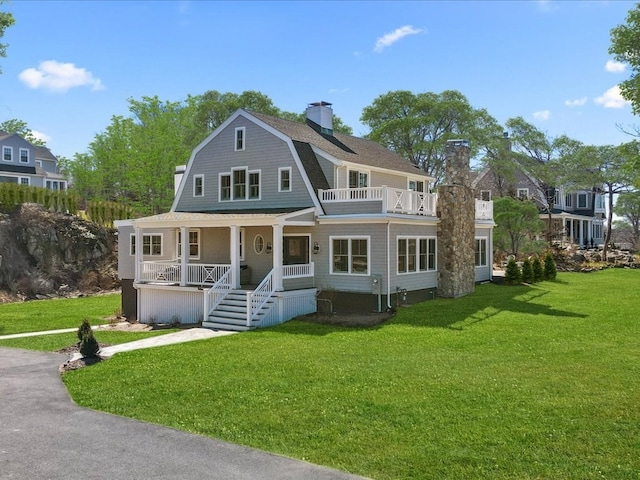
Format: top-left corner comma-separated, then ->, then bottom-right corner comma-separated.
361,90 -> 503,185
493,196 -> 544,256
613,190 -> 640,248
0,119 -> 47,146
609,3 -> 640,115
505,116 -> 582,244
0,1 -> 15,74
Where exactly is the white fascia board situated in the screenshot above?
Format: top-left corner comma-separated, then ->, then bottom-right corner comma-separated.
318,213 -> 440,225
113,219 -> 134,228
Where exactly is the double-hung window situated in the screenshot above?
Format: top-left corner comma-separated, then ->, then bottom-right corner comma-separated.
2,146 -> 12,162
331,236 -> 369,275
577,193 -> 588,209
235,127 -> 245,151
130,234 -> 162,256
220,167 -> 260,201
475,238 -> 488,267
177,229 -> 200,259
517,188 -> 529,200
193,175 -> 204,197
565,194 -> 573,208
398,236 -> 436,273
279,167 -> 291,192
19,148 -> 29,164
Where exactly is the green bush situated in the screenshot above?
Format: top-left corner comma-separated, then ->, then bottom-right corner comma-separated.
532,256 -> 544,282
79,330 -> 100,358
77,318 -> 93,343
544,253 -> 557,280
505,258 -> 522,285
521,258 -> 534,284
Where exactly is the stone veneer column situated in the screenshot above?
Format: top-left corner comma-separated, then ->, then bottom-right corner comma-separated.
437,140 -> 476,298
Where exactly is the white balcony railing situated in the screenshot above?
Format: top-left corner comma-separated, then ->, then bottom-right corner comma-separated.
475,199 -> 493,220
319,186 -> 437,216
282,262 -> 314,279
140,262 -> 230,286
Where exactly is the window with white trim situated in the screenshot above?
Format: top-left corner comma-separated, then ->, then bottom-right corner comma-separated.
517,188 -> 529,200
553,189 -> 560,206
595,194 -> 605,210
130,233 -> 162,256
330,236 -> 369,275
577,193 -> 588,208
235,127 -> 245,151
20,177 -> 30,186
19,148 -> 29,164
279,167 -> 291,192
565,193 -> 573,208
220,173 -> 231,201
475,238 -> 488,267
480,190 -> 491,201
220,167 -> 260,201
398,236 -> 436,274
2,146 -> 12,162
408,179 -> 425,192
254,234 -> 265,254
193,174 -> 204,197
177,229 -> 200,259
348,169 -> 368,188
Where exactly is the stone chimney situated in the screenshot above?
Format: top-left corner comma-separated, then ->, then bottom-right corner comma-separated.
306,101 -> 333,135
174,165 -> 186,196
436,140 -> 476,298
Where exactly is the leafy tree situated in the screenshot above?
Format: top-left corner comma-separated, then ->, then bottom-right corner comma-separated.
0,1 -> 14,74
609,4 -> 640,115
361,90 -> 503,185
505,116 -> 582,244
504,258 -> 522,285
493,196 -> 544,256
613,190 -> 640,248
0,119 -> 47,146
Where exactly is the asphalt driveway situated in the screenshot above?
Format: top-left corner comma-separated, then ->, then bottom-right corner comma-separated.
0,347 -> 368,480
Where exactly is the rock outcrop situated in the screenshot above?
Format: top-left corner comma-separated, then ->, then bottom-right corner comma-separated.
0,204 -> 118,301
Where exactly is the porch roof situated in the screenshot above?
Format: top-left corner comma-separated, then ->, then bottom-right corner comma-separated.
130,208 -> 315,228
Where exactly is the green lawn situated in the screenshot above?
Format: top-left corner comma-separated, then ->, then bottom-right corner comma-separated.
0,293 -> 121,335
63,270 -> 640,479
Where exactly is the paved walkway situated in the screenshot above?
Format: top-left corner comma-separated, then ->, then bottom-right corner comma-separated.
0,342 -> 368,479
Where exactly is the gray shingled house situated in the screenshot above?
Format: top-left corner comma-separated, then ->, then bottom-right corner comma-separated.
116,102 -> 494,330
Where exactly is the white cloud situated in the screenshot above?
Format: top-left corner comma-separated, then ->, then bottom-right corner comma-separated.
565,97 -> 588,107
374,25 -> 423,53
31,130 -> 52,143
18,60 -> 104,93
605,60 -> 626,73
533,110 -> 551,121
594,85 -> 629,108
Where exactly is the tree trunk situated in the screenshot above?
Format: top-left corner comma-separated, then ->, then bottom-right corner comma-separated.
603,184 -> 614,261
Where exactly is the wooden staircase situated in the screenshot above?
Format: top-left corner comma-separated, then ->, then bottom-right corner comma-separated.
202,290 -> 275,331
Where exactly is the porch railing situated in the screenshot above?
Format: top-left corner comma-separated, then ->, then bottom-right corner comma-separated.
319,186 -> 437,216
282,262 -> 314,279
248,268 -> 275,327
204,266 -> 233,319
140,262 -> 230,286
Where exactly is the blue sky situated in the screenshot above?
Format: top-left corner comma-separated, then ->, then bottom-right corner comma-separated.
1,0 -> 638,160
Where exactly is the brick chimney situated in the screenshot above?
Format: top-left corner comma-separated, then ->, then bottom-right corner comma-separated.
436,140 -> 476,298
306,101 -> 333,135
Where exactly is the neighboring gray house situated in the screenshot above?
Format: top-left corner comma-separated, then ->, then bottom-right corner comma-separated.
116,103 -> 494,331
473,155 -> 606,247
0,131 -> 68,189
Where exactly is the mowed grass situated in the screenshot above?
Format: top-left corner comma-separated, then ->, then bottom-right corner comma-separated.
0,293 -> 120,335
63,270 -> 640,480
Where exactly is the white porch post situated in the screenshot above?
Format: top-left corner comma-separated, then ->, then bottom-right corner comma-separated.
180,226 -> 188,286
230,225 -> 240,288
273,224 -> 284,291
134,226 -> 142,283
569,220 -> 575,244
579,220 -> 584,247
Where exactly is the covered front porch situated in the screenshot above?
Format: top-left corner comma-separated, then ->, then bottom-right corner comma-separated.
129,209 -> 319,330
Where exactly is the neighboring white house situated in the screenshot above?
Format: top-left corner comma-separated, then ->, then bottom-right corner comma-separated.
116,102 -> 494,331
0,131 -> 68,190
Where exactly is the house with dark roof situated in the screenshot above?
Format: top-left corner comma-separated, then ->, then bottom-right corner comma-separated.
115,102 -> 494,330
0,131 -> 68,190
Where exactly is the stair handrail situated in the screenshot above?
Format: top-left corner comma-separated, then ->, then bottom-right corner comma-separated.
247,268 -> 275,327
204,266 -> 232,319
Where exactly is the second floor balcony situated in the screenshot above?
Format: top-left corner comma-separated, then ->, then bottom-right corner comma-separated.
319,186 -> 493,220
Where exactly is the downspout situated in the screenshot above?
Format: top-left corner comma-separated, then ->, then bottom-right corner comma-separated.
386,220 -> 392,311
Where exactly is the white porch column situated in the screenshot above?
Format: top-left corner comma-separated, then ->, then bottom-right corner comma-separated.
569,220 -> 575,244
230,225 -> 240,289
579,220 -> 584,247
180,226 -> 188,286
134,226 -> 142,283
273,224 -> 284,291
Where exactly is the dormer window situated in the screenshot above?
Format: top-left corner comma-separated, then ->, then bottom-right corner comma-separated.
220,167 -> 260,201
2,146 -> 11,162
577,193 -> 588,209
279,167 -> 291,192
193,174 -> 204,197
235,127 -> 245,151
19,148 -> 29,164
